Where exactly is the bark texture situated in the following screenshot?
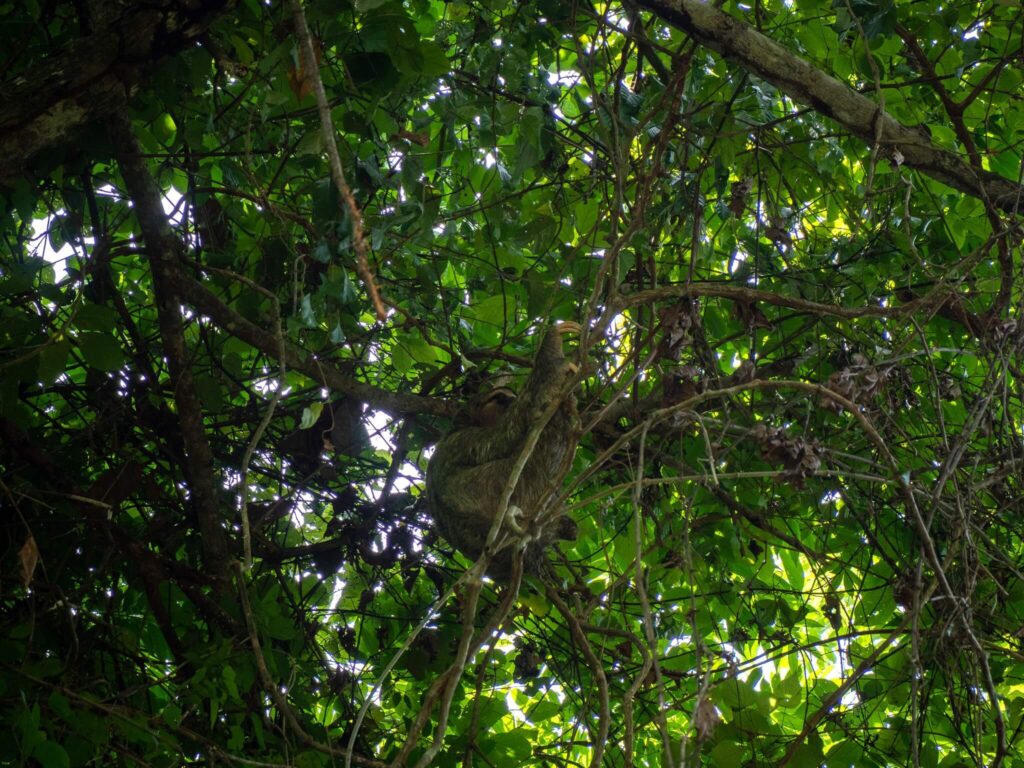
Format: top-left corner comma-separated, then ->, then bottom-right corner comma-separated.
0,0 -> 233,181
636,0 -> 1024,215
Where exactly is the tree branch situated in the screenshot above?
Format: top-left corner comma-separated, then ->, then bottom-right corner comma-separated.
0,0 -> 234,181
109,113 -> 232,583
616,281 -> 923,319
634,0 -> 1024,215
176,275 -> 453,417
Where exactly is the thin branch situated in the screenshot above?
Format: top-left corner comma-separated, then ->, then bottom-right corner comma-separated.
778,582 -> 935,767
546,585 -> 611,768
177,274 -> 450,417
194,261 -> 286,570
631,423 -> 675,766
234,563 -> 385,768
617,281 -> 932,320
289,0 -> 388,320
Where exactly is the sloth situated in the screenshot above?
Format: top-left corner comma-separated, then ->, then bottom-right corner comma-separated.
426,323 -> 581,579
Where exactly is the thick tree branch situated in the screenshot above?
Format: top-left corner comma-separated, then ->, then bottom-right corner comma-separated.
616,281 -> 934,319
634,0 -> 1024,215
0,0 -> 233,181
176,276 -> 454,418
109,114 -> 232,583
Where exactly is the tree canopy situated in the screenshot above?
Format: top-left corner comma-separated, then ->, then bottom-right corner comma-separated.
2,0 -> 1023,766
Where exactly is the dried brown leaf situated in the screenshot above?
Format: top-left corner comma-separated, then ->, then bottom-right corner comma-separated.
694,694 -> 719,741
19,535 -> 39,587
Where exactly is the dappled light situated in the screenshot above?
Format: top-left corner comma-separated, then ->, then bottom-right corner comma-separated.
1,0 -> 1022,766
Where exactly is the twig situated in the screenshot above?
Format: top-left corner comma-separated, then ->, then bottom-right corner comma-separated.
289,0 -> 388,321
778,581 -> 937,767
408,554 -> 524,768
631,423 -> 674,766
546,585 -> 610,768
345,573 -> 467,768
233,563 -> 386,767
191,261 -> 286,570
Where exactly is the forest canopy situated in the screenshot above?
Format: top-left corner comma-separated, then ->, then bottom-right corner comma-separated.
1,0 -> 1023,766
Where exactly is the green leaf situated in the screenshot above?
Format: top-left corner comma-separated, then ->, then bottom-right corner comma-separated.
294,751 -> 329,768
74,302 -> 118,332
574,198 -> 598,235
300,294 -> 317,326
410,41 -> 449,77
825,740 -> 865,767
513,107 -> 544,177
222,666 -> 240,701
491,730 -> 532,760
714,679 -> 760,712
37,340 -> 71,384
613,531 -> 638,571
161,703 -> 183,728
296,130 -> 326,157
46,692 -> 73,722
710,740 -> 747,766
32,741 -> 70,768
10,178 -> 35,221
338,269 -> 356,304
788,735 -> 825,768
391,343 -> 413,374
300,402 -> 324,429
465,295 -> 508,327
399,334 -> 439,365
779,549 -> 805,591
152,113 -> 177,144
195,374 -> 224,413
529,699 -> 561,722
77,332 -> 125,372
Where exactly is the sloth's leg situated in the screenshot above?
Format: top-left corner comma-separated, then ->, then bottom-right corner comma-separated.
507,505 -> 543,548
506,504 -> 527,534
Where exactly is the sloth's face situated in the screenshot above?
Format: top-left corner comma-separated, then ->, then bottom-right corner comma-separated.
472,387 -> 516,428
